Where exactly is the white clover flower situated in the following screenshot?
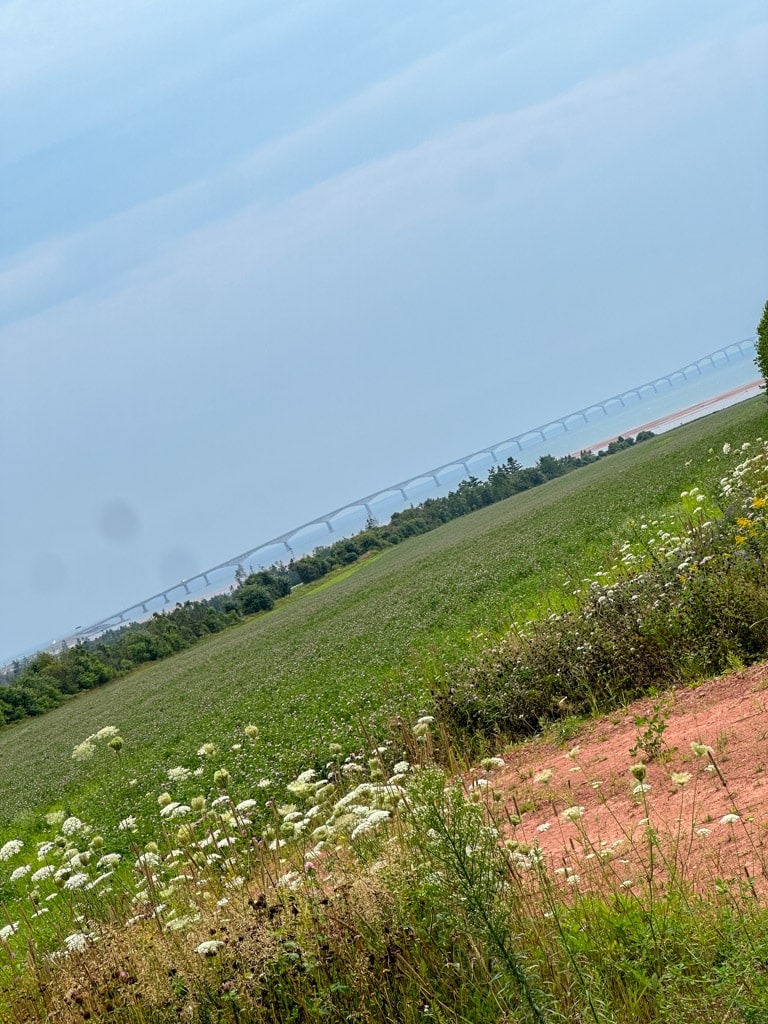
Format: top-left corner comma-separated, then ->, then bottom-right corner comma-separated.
195,939 -> 224,955
63,932 -> 89,953
0,840 -> 24,861
720,813 -> 740,824
561,806 -> 585,823
31,865 -> 56,882
64,873 -> 89,891
10,864 -> 31,882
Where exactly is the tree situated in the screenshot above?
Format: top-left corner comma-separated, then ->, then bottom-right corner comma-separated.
756,300 -> 768,395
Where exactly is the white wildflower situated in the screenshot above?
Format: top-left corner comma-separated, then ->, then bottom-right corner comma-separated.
195,939 -> 224,955
61,817 -> 85,836
0,840 -> 24,861
561,806 -> 585,823
720,813 -> 740,824
94,726 -> 119,741
31,865 -> 55,882
10,864 -> 31,882
167,766 -> 191,782
63,932 -> 89,953
0,923 -> 19,940
64,873 -> 89,890
118,816 -> 138,832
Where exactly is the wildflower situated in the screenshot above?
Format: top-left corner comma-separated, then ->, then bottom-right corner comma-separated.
691,741 -> 714,758
0,840 -> 24,861
720,813 -> 740,824
93,726 -> 119,741
561,806 -> 585,823
630,763 -> 646,782
350,809 -> 391,839
118,815 -> 138,831
633,783 -> 651,794
168,766 -> 191,782
534,768 -> 554,784
0,923 -> 19,940
191,795 -> 206,812
61,817 -> 85,836
670,772 -> 691,786
64,873 -> 89,890
213,768 -> 231,790
63,932 -> 89,953
45,811 -> 65,827
197,743 -> 216,757
157,792 -> 173,808
97,853 -> 121,869
235,799 -> 257,813
536,822 -> 552,833
31,865 -> 55,882
481,757 -> 505,771
696,827 -> 712,836
244,724 -> 259,740
257,778 -> 272,788
565,746 -> 580,760
196,939 -> 224,955
412,722 -> 430,738
752,496 -> 767,509
10,864 -> 31,882
72,740 -> 96,761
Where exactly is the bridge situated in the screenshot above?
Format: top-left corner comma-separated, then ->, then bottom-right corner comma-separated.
64,336 -> 758,644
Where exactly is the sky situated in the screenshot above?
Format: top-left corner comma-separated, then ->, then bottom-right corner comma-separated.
1,0 -> 767,662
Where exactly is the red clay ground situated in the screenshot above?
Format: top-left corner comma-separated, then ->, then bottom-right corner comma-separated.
480,664 -> 768,896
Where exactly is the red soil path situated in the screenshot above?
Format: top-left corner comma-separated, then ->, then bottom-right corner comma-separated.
481,663 -> 768,895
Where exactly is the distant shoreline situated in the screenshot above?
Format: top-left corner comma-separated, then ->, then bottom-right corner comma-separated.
574,379 -> 764,456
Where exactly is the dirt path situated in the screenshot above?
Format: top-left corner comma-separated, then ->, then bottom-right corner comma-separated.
483,663 -> 768,894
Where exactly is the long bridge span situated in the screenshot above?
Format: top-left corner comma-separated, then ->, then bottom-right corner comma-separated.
65,336 -> 758,645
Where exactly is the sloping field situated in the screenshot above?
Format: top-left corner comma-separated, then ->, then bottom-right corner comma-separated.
1,398 -> 766,836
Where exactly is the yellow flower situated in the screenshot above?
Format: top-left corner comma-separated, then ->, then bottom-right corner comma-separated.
735,535 -> 746,546
737,517 -> 751,529
752,497 -> 767,509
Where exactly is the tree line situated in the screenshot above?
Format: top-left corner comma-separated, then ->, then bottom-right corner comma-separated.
1,434 -> 651,727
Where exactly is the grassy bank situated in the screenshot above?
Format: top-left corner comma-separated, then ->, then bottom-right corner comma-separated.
0,399 -> 765,839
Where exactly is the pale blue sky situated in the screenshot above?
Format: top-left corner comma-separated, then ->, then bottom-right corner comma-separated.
1,1 -> 767,660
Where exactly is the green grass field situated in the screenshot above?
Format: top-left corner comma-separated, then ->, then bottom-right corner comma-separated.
1,398 -> 765,840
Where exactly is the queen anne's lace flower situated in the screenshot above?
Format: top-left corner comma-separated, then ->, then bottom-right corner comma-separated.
0,840 -> 23,861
